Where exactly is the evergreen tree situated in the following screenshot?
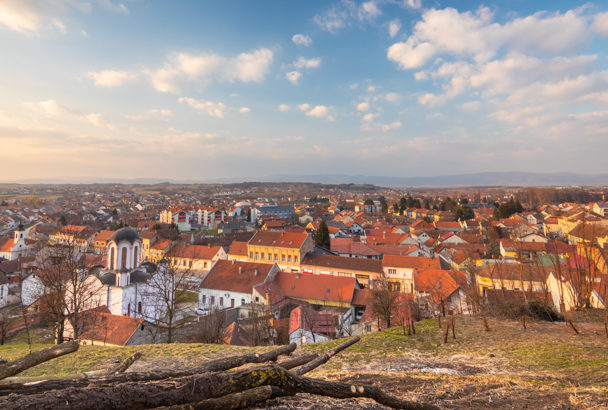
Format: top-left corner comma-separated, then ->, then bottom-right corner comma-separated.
315,220 -> 331,249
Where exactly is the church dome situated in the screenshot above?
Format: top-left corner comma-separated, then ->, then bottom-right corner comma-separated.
110,227 -> 139,244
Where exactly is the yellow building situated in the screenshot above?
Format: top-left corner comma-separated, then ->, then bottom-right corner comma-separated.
247,231 -> 314,272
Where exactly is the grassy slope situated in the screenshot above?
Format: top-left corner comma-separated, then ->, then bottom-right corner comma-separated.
0,311 -> 606,406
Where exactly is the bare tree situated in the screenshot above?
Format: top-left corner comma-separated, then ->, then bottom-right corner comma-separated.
194,306 -> 228,344
370,273 -> 399,329
33,241 -> 104,343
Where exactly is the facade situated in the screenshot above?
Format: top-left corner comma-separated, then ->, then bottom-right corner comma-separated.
247,231 -> 313,272
0,225 -> 29,260
382,255 -> 441,294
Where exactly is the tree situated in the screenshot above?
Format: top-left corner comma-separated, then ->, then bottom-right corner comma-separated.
378,196 -> 388,213
314,220 -> 330,249
370,273 -> 399,329
455,205 -> 474,221
34,241 -> 104,343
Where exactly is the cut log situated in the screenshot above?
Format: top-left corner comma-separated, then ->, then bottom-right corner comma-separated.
0,364 -> 437,410
293,336 -> 359,376
567,320 -> 579,335
161,385 -> 289,410
0,343 -> 297,396
106,352 -> 142,375
0,341 -> 79,381
276,354 -> 318,370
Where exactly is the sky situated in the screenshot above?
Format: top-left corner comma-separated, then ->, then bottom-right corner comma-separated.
2,0 -> 608,182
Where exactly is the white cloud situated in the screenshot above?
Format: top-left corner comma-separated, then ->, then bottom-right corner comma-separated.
359,2 -> 381,21
362,112 -> 379,122
293,56 -> 321,69
148,48 -> 274,93
292,33 -> 312,46
178,97 -> 228,118
385,92 -> 399,102
24,99 -> 115,130
125,108 -> 173,121
387,7 -> 590,70
402,0 -> 422,9
239,107 -> 251,113
0,0 -> 127,35
382,121 -> 402,132
87,70 -> 138,87
313,8 -> 347,33
298,103 -> 311,112
388,19 -> 401,38
286,71 -> 302,84
306,105 -> 333,120
278,104 -> 290,112
356,102 -> 370,112
460,101 -> 481,112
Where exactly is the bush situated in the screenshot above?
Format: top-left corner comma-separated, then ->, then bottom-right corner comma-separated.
526,300 -> 563,322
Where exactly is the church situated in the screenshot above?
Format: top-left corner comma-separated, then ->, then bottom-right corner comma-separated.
0,224 -> 29,261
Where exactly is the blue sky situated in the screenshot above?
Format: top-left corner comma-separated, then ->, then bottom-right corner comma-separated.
2,0 -> 608,181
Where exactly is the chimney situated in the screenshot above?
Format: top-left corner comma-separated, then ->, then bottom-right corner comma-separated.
254,269 -> 259,276
238,266 -> 242,275
231,259 -> 235,265
208,243 -> 210,248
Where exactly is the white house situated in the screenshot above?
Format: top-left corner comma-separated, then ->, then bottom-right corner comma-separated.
198,260 -> 279,313
0,225 -> 29,261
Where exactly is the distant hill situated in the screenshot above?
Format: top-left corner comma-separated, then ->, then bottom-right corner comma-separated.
6,171 -> 608,187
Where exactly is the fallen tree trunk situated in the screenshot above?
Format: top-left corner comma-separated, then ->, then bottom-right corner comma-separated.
0,343 -> 297,396
276,354 -> 318,371
293,336 -> 359,376
0,364 -> 437,410
0,341 -> 79,381
161,385 -> 290,410
107,352 -> 142,375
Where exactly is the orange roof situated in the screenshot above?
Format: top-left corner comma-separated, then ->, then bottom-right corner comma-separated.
383,255 -> 440,269
150,239 -> 172,251
0,238 -> 13,253
248,231 -> 309,249
415,269 -> 466,303
166,244 -> 222,260
94,230 -> 115,243
270,271 -> 356,304
201,260 -> 274,293
78,308 -> 143,346
301,254 -> 383,273
228,240 -> 248,256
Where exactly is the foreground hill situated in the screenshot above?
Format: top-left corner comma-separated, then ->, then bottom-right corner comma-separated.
1,311 -> 607,408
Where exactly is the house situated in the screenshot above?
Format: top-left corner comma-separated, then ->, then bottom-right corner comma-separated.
0,225 -> 29,260
330,238 -> 381,259
382,255 -> 441,294
198,260 -> 279,313
139,231 -> 158,261
476,263 -> 548,294
300,253 -> 384,289
414,269 -> 471,317
227,240 -> 249,262
64,307 -> 157,346
93,230 -> 115,255
289,305 -> 335,345
148,239 -> 173,263
247,231 -> 314,272
165,244 -> 227,273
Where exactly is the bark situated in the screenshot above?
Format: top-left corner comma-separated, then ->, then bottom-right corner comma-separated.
276,354 -> 318,371
450,317 -> 456,340
0,364 -> 437,410
0,343 -> 297,396
0,341 -> 78,381
520,315 -> 527,330
443,320 -> 450,344
293,336 -> 360,376
161,385 -> 289,410
107,352 -> 142,375
604,313 -> 608,339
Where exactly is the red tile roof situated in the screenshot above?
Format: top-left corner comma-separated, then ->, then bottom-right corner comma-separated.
228,240 -> 248,257
248,231 -> 309,249
383,255 -> 440,269
301,253 -> 383,273
256,272 -> 356,305
166,244 -> 222,260
201,260 -> 275,293
78,308 -> 143,346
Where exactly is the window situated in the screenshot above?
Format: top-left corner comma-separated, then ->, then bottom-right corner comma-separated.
138,301 -> 142,314
294,255 -> 298,263
256,252 -> 260,259
220,297 -> 224,306
241,298 -> 245,305
288,255 -> 292,262
261,252 -> 265,260
281,254 -> 286,262
388,268 -> 397,275
202,295 -> 206,304
211,296 -> 215,305
249,252 -> 253,258
231,299 -> 235,308
204,262 -> 208,268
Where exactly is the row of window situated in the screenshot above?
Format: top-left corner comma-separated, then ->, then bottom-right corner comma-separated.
201,295 -> 244,308
249,251 -> 298,263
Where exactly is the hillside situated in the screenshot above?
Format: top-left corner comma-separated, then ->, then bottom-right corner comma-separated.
1,312 -> 607,408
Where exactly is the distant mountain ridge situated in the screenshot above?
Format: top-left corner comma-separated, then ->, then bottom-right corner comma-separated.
6,172 -> 608,187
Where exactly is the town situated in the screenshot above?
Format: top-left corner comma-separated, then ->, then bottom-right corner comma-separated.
0,182 -> 606,348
